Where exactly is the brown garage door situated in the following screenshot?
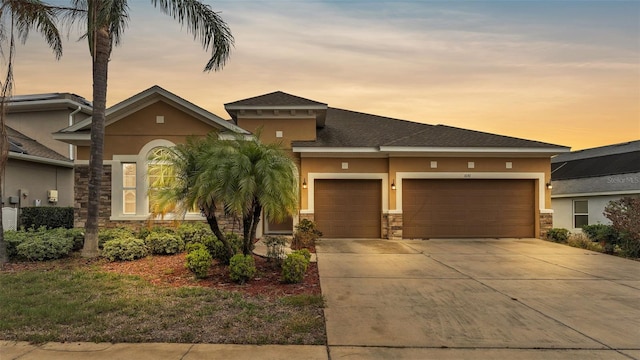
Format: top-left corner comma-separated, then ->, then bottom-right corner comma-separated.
403,179 -> 535,238
315,179 -> 381,238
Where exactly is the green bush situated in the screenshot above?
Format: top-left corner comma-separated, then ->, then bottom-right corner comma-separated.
102,237 -> 149,261
144,232 -> 185,255
15,228 -> 75,261
5,227 -> 81,261
176,222 -> 211,243
3,230 -> 31,259
185,242 -> 206,253
581,224 -> 620,254
567,233 -> 605,252
229,254 -> 256,284
185,246 -> 213,279
264,235 -> 287,263
98,228 -> 136,249
546,228 -> 570,242
19,207 -> 74,229
136,226 -> 176,240
281,251 -> 310,284
210,232 -> 243,264
292,219 -> 322,250
295,248 -> 312,262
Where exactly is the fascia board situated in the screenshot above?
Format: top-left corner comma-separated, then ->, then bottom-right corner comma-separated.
379,146 -> 570,153
225,104 -> 327,111
8,99 -> 92,113
292,147 -> 379,153
9,152 -> 74,168
551,190 -> 640,198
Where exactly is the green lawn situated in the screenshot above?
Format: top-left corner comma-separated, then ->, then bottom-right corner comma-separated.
0,269 -> 325,344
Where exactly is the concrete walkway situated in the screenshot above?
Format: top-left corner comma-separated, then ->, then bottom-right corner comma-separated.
318,238 -> 640,359
2,238 -> 639,359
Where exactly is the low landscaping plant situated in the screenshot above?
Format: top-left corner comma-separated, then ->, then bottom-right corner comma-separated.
291,219 -> 322,250
546,228 -> 569,243
98,228 -> 136,249
185,244 -> 212,279
229,254 -> 256,284
15,228 -> 75,261
210,232 -> 243,264
144,232 -> 185,255
102,237 -> 149,262
567,232 -> 604,252
19,206 -> 74,230
264,235 -> 287,263
281,250 -> 310,284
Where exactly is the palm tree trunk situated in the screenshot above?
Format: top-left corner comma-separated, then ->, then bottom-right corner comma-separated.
244,199 -> 262,255
204,212 -> 234,263
82,23 -> 111,257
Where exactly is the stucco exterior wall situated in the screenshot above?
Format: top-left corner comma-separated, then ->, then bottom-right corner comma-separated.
4,158 -> 73,208
237,117 -> 316,149
552,195 -> 632,232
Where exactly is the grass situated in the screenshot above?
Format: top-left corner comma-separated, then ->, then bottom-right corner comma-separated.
0,268 -> 326,345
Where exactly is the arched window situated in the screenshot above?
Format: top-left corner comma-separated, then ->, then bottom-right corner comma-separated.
147,146 -> 174,215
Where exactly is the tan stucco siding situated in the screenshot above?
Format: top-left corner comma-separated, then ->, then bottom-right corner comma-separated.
237,117 -> 316,149
299,156 -> 552,219
76,101 -> 220,159
4,159 -> 74,207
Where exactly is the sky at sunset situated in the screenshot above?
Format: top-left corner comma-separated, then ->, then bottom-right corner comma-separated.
10,0 -> 640,151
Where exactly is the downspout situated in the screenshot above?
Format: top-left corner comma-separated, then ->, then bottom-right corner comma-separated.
68,105 -> 82,160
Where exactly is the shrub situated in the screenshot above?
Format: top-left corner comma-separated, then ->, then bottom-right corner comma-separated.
98,228 -> 136,249
281,251 -> 310,284
185,246 -> 213,279
581,224 -> 620,254
15,228 -> 75,261
295,248 -> 312,262
229,254 -> 256,284
291,219 -> 322,250
546,228 -> 569,243
567,233 -> 604,252
176,222 -> 211,243
210,232 -> 243,264
102,237 -> 148,261
144,232 -> 185,255
67,228 -> 85,251
604,197 -> 640,258
136,226 -> 176,240
3,230 -> 31,259
264,235 -> 287,263
19,206 -> 74,229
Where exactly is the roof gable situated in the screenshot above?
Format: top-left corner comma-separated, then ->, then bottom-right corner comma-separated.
58,85 -> 247,135
225,91 -> 327,108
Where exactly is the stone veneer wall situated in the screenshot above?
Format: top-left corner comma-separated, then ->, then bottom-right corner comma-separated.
539,212 -> 553,239
387,213 -> 403,240
74,165 -> 112,229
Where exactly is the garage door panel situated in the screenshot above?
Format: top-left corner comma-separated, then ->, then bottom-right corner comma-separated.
403,179 -> 535,238
315,180 -> 381,238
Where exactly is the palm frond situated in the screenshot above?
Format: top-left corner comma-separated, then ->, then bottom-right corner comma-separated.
150,0 -> 232,71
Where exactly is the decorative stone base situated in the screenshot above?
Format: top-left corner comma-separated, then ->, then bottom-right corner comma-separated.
299,213 -> 314,223
387,213 -> 403,240
539,212 -> 553,239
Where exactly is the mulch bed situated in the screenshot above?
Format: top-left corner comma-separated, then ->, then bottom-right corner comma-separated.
2,253 -> 321,298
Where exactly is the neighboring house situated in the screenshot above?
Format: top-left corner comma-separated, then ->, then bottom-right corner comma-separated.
54,86 -> 569,239
1,93 -> 90,230
6,92 -> 92,160
550,140 -> 640,232
1,126 -> 74,230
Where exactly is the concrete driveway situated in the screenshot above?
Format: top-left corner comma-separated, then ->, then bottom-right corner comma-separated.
317,238 -> 640,359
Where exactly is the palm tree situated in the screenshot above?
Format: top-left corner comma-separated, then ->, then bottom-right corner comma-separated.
0,0 -> 64,265
66,0 -> 233,257
149,133 -> 298,261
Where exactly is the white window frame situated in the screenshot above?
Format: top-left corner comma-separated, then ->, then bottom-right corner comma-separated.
122,162 -> 137,214
573,199 -> 589,229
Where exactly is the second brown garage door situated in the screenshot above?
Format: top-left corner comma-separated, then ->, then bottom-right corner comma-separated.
314,179 -> 381,238
403,179 -> 535,238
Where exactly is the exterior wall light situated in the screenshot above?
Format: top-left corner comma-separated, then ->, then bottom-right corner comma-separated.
546,182 -> 553,190
302,178 -> 307,189
391,179 -> 396,190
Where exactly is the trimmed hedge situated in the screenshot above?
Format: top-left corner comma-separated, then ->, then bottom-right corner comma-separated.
185,244 -> 213,279
229,254 -> 256,284
102,237 -> 149,261
144,232 -> 185,255
20,207 -> 73,229
281,250 -> 310,284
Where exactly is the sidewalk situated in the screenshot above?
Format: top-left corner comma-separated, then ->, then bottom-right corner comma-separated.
1,341 -> 328,360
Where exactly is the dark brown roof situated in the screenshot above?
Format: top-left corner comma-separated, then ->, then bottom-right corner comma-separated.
7,126 -> 71,162
293,107 -> 567,149
551,141 -> 640,180
225,91 -> 326,107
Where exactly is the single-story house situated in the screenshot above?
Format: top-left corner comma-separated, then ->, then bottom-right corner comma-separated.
54,86 -> 569,239
2,126 -> 74,230
551,140 -> 640,231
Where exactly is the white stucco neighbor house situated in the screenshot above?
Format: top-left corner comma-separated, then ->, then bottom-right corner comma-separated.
550,140 -> 640,232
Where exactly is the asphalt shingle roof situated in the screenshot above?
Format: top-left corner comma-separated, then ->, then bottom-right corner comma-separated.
7,126 -> 71,162
292,107 -> 566,149
225,91 -> 327,107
